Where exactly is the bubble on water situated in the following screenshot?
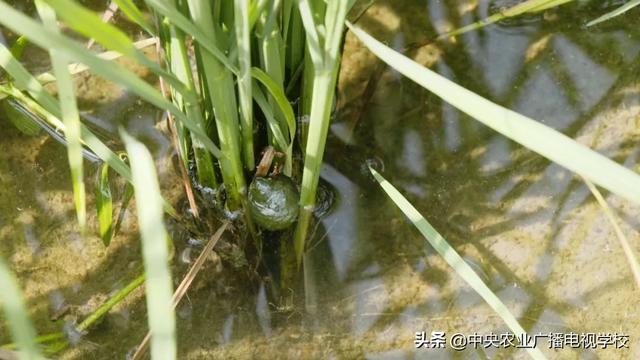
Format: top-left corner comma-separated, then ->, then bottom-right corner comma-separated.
223,207 -> 242,220
314,179 -> 338,218
180,248 -> 192,264
187,237 -> 204,248
360,156 -> 385,177
63,320 -> 85,346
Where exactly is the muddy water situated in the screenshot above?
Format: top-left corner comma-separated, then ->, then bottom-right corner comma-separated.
2,0 -> 640,359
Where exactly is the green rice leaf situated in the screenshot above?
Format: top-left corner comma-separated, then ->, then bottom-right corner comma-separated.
251,67 -> 296,142
253,83 -> 288,151
297,0 -> 324,68
96,163 -> 114,247
349,24 -> 640,206
36,0 -> 87,234
236,0 -> 255,168
0,0 -> 221,159
370,168 -> 546,360
120,129 -> 176,360
113,0 -> 155,35
0,257 -> 44,360
9,35 -> 28,60
587,0 -> 640,27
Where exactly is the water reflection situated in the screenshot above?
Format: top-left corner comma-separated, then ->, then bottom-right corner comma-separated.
305,0 -> 640,358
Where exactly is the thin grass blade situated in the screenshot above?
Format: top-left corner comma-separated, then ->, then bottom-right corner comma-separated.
120,129 -> 176,360
583,177 -> 640,289
0,257 -> 44,360
113,0 -> 155,34
251,67 -> 296,142
253,84 -> 289,151
235,0 -> 255,169
370,168 -> 545,360
36,0 -> 87,234
348,24 -> 640,206
587,0 -> 640,27
96,163 -> 114,246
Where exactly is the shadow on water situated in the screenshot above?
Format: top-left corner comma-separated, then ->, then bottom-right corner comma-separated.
1,0 -> 640,358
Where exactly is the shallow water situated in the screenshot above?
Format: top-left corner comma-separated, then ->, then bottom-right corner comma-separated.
2,0 -> 640,359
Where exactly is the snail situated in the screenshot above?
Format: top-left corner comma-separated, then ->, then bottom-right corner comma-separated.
248,147 -> 299,231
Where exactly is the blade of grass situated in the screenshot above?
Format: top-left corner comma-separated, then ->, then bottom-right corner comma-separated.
113,0 -> 155,35
253,84 -> 288,151
96,163 -> 114,246
0,257 -> 44,360
256,0 -> 288,144
587,0 -> 640,27
370,168 -> 545,360
251,67 -> 296,145
235,0 -> 255,169
86,1 -> 119,49
348,23 -> 640,206
293,0 -> 349,266
166,22 -> 217,189
36,0 -> 87,235
120,129 -> 176,360
583,177 -> 640,289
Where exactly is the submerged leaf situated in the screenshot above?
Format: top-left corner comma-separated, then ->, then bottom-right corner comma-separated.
0,99 -> 42,136
369,168 -> 546,360
96,163 -> 114,247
